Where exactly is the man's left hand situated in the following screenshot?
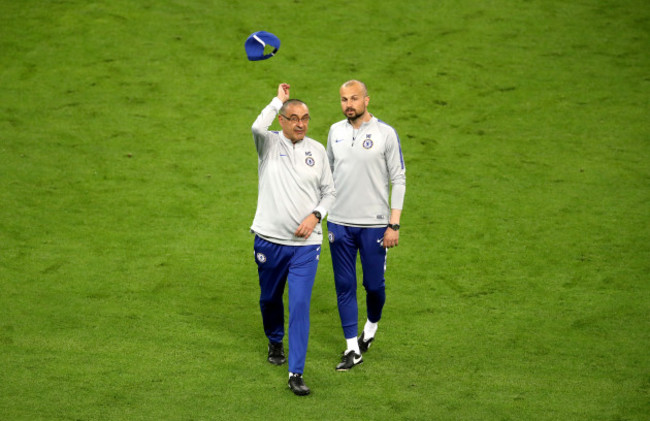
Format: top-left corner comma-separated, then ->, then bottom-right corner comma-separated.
383,228 -> 399,248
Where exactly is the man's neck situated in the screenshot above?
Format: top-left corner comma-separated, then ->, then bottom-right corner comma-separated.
348,112 -> 371,129
282,132 -> 304,145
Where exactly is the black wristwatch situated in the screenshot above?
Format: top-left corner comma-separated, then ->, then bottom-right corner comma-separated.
312,211 -> 322,222
387,223 -> 400,231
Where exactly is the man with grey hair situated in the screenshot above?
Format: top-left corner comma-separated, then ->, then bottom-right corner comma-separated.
251,83 -> 336,394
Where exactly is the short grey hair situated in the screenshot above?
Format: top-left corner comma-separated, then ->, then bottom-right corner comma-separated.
280,99 -> 307,115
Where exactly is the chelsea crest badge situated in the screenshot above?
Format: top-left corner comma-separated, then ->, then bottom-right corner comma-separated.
363,134 -> 373,149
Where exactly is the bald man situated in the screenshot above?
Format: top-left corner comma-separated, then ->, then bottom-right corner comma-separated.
326,80 -> 406,371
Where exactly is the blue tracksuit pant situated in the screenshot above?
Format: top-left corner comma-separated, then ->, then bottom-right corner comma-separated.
327,222 -> 387,340
254,236 -> 320,374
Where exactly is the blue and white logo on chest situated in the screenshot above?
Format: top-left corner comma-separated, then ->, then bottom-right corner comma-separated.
304,151 -> 315,166
362,134 -> 374,149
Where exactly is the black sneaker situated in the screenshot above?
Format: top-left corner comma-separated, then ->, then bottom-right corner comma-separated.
267,342 -> 285,365
358,331 -> 374,353
288,373 -> 310,396
335,350 -> 363,371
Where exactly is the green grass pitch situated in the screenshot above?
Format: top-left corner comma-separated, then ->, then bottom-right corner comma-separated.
1,0 -> 648,419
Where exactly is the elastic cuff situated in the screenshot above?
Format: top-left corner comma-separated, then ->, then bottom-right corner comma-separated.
271,97 -> 284,110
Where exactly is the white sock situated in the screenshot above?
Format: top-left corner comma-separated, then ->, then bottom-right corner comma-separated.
346,337 -> 361,354
363,320 -> 378,339
289,372 -> 300,378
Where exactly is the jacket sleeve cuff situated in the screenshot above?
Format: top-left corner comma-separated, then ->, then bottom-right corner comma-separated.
271,97 -> 284,110
313,206 -> 327,221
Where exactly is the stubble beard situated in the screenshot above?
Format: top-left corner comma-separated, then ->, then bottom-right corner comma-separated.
345,107 -> 365,123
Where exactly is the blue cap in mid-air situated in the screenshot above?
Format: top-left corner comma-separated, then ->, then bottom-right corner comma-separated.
245,31 -> 281,61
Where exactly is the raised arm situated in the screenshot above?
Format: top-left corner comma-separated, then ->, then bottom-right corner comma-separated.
251,83 -> 291,156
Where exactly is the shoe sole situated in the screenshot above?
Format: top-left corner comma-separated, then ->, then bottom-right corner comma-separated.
288,385 -> 310,396
335,360 -> 363,371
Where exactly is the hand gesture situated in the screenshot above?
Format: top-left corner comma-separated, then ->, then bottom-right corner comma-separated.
294,213 -> 319,239
277,83 -> 290,103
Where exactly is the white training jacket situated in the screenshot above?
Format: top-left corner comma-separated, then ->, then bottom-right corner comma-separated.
251,97 -> 336,246
326,116 -> 406,227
